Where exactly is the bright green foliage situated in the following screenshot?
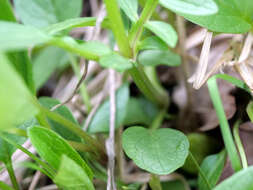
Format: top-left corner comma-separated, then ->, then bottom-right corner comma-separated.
123,97 -> 159,126
198,151 -> 226,190
145,21 -> 178,48
138,36 -> 168,51
122,127 -> 189,175
138,49 -> 181,67
0,22 -> 51,51
88,83 -> 129,133
14,0 -> 83,27
43,17 -> 96,35
159,0 -> 218,16
182,0 -> 253,33
33,47 -> 68,90
99,52 -> 133,72
0,0 -> 16,21
39,97 -> 81,142
118,0 -> 138,22
28,126 -> 93,179
0,181 -> 14,190
214,166 -> 253,190
0,54 -> 39,129
54,155 -> 95,190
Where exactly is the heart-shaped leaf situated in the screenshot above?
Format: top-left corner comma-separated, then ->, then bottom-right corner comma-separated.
159,0 -> 218,16
118,0 -> 138,22
145,21 -> 178,48
14,0 -> 83,27
28,126 -> 93,180
122,127 -> 189,175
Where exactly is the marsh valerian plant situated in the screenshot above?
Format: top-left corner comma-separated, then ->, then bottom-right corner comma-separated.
1,0 -> 253,189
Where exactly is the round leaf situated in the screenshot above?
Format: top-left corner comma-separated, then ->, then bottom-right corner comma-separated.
122,127 -> 189,175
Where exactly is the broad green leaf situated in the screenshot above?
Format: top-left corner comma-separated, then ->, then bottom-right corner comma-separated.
182,0 -> 252,33
99,52 -> 133,72
0,53 -> 39,129
14,0 -> 83,28
0,181 -> 15,190
39,97 -> 81,142
0,22 -> 51,51
138,36 -> 168,51
0,0 -> 16,21
145,21 -> 178,48
159,0 -> 218,16
43,17 -> 96,35
183,133 -> 220,174
122,127 -> 189,175
138,49 -> 181,67
198,151 -> 226,190
162,180 -> 186,190
118,0 -> 138,22
123,97 -> 159,126
214,166 -> 253,190
33,47 -> 68,90
54,155 -> 95,190
28,126 -> 93,179
88,83 -> 129,133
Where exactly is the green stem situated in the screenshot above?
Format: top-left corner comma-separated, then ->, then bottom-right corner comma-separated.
149,174 -> 162,190
207,77 -> 242,171
189,152 -> 211,190
69,54 -> 92,113
5,161 -> 19,190
150,108 -> 167,130
246,101 -> 253,122
233,120 -> 248,169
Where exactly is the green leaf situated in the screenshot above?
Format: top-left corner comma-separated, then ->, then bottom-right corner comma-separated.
0,181 -> 15,190
43,17 -> 96,35
123,97 -> 159,126
122,127 -> 189,175
161,180 -> 186,190
0,53 -> 39,129
88,83 -> 129,133
213,166 -> 253,190
0,0 -> 16,21
138,36 -> 169,51
0,21 -> 51,51
198,151 -> 226,190
33,47 -> 68,90
138,49 -> 181,67
99,52 -> 133,72
182,0 -> 252,33
28,126 -> 93,179
118,0 -> 138,22
14,0 -> 83,28
39,97 -> 81,142
145,21 -> 178,48
159,0 -> 218,16
54,155 -> 95,190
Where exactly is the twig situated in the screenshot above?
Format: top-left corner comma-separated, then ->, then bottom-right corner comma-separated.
28,171 -> 42,190
106,69 -> 117,190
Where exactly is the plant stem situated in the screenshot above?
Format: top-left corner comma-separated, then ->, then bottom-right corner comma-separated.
189,152 -> 211,190
233,120 -> 248,169
207,77 -> 242,171
69,54 -> 92,112
149,174 -> 162,190
150,108 -> 167,130
5,161 -> 19,190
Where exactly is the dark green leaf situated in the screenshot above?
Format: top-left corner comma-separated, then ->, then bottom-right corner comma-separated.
99,52 -> 133,72
0,53 -> 39,129
28,126 -> 93,179
138,36 -> 168,51
43,17 -> 96,35
182,0 -> 252,33
123,97 -> 159,126
14,0 -> 83,27
88,83 -> 129,133
0,21 -> 51,51
33,47 -> 68,90
145,21 -> 178,48
214,166 -> 253,190
118,0 -> 138,22
122,127 -> 189,175
198,151 -> 226,190
0,0 -> 16,21
162,180 -> 186,190
138,49 -> 181,67
54,155 -> 95,190
39,97 -> 81,142
159,0 -> 218,16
